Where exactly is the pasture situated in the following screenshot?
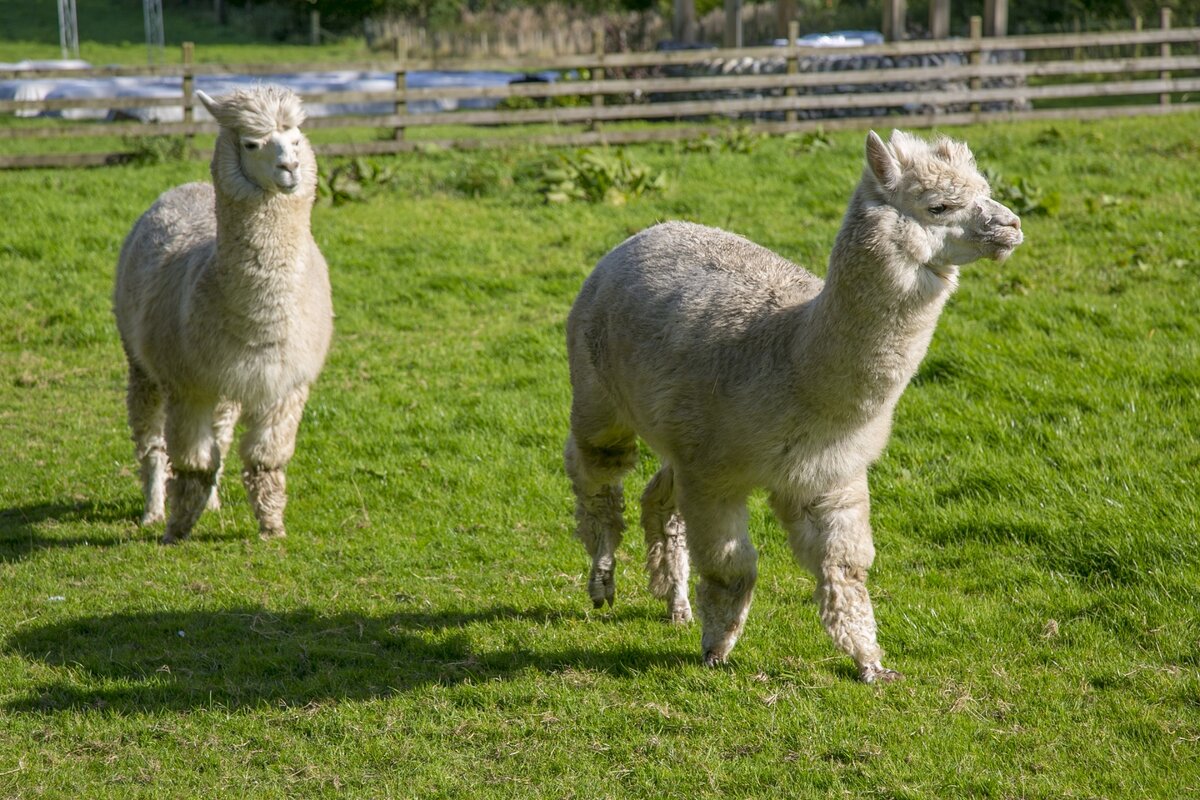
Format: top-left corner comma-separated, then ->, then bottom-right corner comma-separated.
1,114 -> 1198,797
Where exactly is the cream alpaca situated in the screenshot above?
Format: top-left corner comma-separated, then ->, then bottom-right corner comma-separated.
565,130 -> 1023,682
114,85 -> 333,543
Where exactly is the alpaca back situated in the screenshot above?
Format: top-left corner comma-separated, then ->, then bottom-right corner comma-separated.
568,221 -> 825,478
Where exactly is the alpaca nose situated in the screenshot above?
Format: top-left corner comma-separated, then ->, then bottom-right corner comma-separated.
279,159 -> 299,173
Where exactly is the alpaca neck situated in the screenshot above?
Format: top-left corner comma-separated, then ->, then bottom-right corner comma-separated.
209,132 -> 313,293
209,179 -> 313,341
214,188 -> 310,280
801,182 -> 953,420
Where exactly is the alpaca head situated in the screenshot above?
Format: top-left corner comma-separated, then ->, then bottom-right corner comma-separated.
862,130 -> 1023,277
197,86 -> 314,199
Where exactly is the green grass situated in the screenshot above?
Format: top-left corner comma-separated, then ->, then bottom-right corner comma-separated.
2,114 -> 1199,797
0,0 -> 373,64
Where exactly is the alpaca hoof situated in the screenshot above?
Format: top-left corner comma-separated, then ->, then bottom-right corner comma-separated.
140,511 -> 165,526
205,494 -> 221,511
668,599 -> 692,625
702,650 -> 728,667
159,531 -> 186,545
258,528 -> 287,541
860,663 -> 903,684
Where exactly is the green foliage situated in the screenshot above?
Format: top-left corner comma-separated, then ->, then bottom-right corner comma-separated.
442,156 -> 514,197
1,115 -> 1199,797
317,156 -> 400,205
785,126 -> 834,154
538,148 -> 666,205
984,167 -> 1062,217
685,125 -> 767,155
121,135 -> 188,165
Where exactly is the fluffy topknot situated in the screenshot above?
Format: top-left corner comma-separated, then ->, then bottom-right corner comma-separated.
199,85 -> 306,137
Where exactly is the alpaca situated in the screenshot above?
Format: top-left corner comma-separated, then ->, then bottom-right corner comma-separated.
113,85 -> 333,544
564,130 -> 1023,682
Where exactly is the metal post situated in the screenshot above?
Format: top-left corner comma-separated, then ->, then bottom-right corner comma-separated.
144,0 -> 165,65
57,0 -> 79,60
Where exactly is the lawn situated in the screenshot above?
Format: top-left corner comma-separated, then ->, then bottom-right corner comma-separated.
0,113 -> 1198,797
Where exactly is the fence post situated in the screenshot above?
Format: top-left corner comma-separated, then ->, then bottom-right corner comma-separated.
1133,14 -> 1142,60
1160,7 -> 1172,107
182,41 -> 194,152
882,0 -> 907,42
784,20 -> 798,125
969,16 -> 982,119
591,26 -> 605,132
393,37 -> 406,142
983,0 -> 1007,37
929,0 -> 949,40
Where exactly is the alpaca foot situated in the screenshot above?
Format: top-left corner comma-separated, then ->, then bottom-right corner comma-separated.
859,662 -> 903,684
702,649 -> 730,667
588,565 -> 615,609
668,597 -> 692,625
205,490 -> 221,511
159,530 -> 187,545
140,510 -> 165,526
258,527 -> 287,541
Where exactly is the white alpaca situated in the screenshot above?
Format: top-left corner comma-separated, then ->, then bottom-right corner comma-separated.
565,130 -> 1023,682
113,85 -> 333,543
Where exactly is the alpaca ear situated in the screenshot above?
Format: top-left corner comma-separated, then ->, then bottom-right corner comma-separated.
865,130 -> 900,189
196,90 -> 221,121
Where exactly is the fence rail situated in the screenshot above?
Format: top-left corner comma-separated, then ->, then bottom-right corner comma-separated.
1,16 -> 1198,169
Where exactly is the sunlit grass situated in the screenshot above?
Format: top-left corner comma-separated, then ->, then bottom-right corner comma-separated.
1,113 -> 1198,797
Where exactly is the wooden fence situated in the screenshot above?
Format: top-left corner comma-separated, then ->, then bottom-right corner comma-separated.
1,13 -> 1198,169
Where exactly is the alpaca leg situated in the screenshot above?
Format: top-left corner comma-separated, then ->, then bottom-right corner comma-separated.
642,464 -> 691,624
207,400 -> 240,511
125,359 -> 168,526
239,387 -> 308,540
678,488 -> 756,665
564,431 -> 637,609
772,477 -> 901,684
161,398 -> 220,544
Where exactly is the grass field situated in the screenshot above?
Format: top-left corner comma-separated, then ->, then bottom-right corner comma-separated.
1,113 -> 1199,797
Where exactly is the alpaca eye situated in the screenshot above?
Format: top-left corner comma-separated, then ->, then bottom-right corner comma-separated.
928,204 -> 948,215
243,141 -> 260,151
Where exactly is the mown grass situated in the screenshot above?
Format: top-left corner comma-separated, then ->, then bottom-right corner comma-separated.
1,114 -> 1199,797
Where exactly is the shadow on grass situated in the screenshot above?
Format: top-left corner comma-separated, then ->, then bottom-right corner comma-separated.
0,498 -> 253,562
0,499 -> 137,563
3,605 -> 694,714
